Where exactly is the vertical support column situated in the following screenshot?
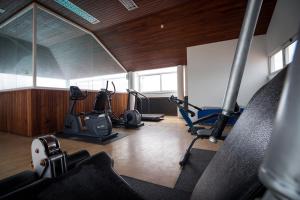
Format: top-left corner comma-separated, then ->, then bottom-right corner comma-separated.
32,3 -> 37,88
183,65 -> 188,97
183,65 -> 189,111
177,65 -> 184,117
127,71 -> 135,110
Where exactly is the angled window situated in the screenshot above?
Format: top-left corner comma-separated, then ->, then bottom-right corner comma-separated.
0,9 -> 33,90
36,7 -> 125,89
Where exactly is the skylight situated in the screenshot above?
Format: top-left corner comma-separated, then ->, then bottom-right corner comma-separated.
54,0 -> 100,24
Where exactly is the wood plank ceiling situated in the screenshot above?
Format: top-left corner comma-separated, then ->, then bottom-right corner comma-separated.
1,0 -> 277,71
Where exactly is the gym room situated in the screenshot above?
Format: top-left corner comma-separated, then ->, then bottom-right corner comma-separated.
0,0 -> 299,199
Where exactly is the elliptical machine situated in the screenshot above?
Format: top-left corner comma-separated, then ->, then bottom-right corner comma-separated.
63,86 -> 118,142
99,81 -> 144,128
123,89 -> 144,127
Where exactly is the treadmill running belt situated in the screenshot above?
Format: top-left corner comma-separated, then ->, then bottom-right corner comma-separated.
141,114 -> 164,121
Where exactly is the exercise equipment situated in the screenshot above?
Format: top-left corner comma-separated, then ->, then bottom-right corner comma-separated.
123,89 -> 144,127
31,135 -> 67,178
179,99 -> 242,167
168,95 -> 241,135
63,85 -> 118,142
0,135 -> 90,197
131,90 -> 165,121
168,95 -> 206,134
205,0 -> 263,144
259,39 -> 300,199
99,81 -> 144,128
0,62 -> 288,200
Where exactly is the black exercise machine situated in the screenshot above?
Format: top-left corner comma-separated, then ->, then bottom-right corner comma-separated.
129,89 -> 165,121
0,135 -> 90,197
63,85 -> 118,142
100,81 -> 144,128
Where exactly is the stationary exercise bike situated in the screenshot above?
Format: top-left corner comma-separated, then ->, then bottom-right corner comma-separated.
63,86 -> 118,141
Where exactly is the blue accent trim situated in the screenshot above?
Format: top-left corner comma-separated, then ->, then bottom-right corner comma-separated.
179,108 -> 194,129
197,108 -> 244,126
55,0 -> 100,24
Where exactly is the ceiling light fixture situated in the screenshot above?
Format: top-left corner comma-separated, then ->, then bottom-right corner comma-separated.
0,8 -> 6,14
54,0 -> 100,24
118,0 -> 138,11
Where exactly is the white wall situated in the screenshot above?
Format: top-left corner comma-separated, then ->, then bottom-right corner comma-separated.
187,35 -> 268,110
266,0 -> 300,55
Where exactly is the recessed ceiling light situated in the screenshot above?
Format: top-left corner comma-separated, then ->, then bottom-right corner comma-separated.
119,0 -> 138,11
0,8 -> 6,14
54,0 -> 100,24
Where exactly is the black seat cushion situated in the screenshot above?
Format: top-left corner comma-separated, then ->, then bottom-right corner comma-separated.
191,68 -> 288,200
123,176 -> 191,200
2,152 -> 143,200
0,170 -> 39,197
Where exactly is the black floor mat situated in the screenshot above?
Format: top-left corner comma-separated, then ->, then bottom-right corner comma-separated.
175,148 -> 216,193
122,176 -> 191,200
121,148 -> 216,199
55,132 -> 127,145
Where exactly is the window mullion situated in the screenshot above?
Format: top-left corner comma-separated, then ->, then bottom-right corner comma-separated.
282,48 -> 287,67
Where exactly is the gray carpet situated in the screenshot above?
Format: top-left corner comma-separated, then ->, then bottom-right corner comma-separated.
175,148 -> 216,192
122,176 -> 191,200
122,148 -> 216,200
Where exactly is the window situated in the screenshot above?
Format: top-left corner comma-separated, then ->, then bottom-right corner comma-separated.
285,41 -> 297,65
270,50 -> 283,72
0,9 -> 33,90
270,40 -> 298,73
0,4 -> 125,91
137,67 -> 177,93
161,73 -> 177,91
140,75 -> 161,92
69,73 -> 128,92
36,8 -> 124,89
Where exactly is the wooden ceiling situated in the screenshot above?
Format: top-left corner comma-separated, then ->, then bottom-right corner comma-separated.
1,0 -> 277,71
0,0 -> 31,24
37,0 -> 190,31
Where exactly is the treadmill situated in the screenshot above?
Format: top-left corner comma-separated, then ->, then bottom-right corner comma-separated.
127,89 -> 165,122
141,113 -> 165,122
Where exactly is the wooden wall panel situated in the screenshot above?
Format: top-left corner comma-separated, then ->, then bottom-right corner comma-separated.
0,89 -> 128,137
0,90 -> 31,136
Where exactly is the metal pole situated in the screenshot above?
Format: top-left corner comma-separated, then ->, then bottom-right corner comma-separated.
222,0 -> 263,115
209,0 -> 263,143
32,3 -> 37,88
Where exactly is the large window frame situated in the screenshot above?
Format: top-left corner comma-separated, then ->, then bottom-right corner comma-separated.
0,2 -> 126,91
138,71 -> 177,93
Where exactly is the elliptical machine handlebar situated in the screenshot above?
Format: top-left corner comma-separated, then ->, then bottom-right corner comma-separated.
127,89 -> 148,99
69,86 -> 88,100
105,81 -> 116,96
